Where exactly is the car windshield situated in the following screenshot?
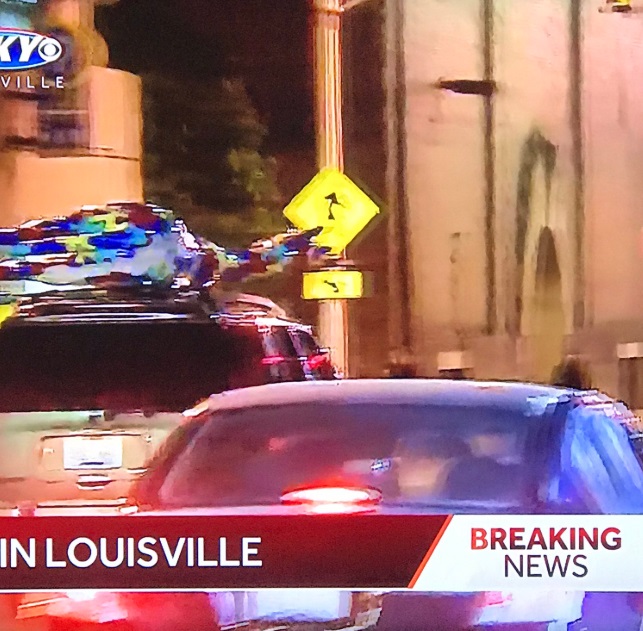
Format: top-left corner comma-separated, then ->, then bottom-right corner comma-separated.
0,322 -> 243,412
154,402 -> 536,510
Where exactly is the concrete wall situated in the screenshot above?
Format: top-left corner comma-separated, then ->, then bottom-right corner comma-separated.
583,14 -> 643,310
403,0 -> 487,376
2,153 -> 142,226
397,0 -> 643,396
0,67 -> 143,226
87,67 -> 142,160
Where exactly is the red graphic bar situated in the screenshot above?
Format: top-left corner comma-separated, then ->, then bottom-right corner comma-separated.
407,514 -> 453,588
0,515 -> 448,591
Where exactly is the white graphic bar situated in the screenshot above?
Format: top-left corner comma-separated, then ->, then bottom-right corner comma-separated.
411,515 -> 643,592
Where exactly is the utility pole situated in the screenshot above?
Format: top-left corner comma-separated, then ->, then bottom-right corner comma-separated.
312,0 -> 349,377
386,0 -> 413,362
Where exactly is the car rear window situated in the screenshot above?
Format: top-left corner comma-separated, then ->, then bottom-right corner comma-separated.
154,402 -> 536,510
130,416 -> 208,508
262,327 -> 298,358
289,329 -> 319,357
259,327 -> 305,382
0,322 -> 249,412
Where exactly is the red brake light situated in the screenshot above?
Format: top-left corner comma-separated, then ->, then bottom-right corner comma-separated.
262,355 -> 287,365
13,502 -> 36,517
280,485 -> 382,510
305,353 -> 330,370
481,592 -> 514,607
16,591 -> 126,625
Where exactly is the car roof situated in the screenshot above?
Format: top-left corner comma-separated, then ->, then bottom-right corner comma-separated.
217,312 -> 311,332
3,287 -> 305,328
199,378 -> 575,415
5,292 -> 213,325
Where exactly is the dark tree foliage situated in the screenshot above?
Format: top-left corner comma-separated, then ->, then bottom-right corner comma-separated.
142,74 -> 285,246
96,1 -> 286,247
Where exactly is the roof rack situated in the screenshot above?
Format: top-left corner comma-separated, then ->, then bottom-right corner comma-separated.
214,291 -> 288,318
7,285 -> 219,323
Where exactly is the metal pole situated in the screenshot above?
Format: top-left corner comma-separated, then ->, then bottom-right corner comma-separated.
385,0 -> 412,364
393,0 -> 412,352
569,0 -> 586,330
482,0 -> 497,335
313,0 -> 350,377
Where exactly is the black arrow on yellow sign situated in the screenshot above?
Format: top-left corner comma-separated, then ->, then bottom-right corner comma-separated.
325,192 -> 344,221
324,280 -> 340,293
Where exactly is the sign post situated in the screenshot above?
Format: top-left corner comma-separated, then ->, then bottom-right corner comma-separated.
311,0 -> 349,375
305,0 -> 381,376
283,166 -> 379,375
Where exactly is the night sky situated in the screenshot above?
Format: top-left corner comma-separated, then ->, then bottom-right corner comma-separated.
95,0 -> 389,374
96,0 -> 314,154
96,0 -> 385,203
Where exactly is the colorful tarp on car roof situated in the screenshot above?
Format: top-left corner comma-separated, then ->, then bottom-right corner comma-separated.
0,202 -> 327,295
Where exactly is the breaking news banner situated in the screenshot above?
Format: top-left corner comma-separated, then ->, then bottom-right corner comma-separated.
410,515 -> 640,592
0,515 -> 639,591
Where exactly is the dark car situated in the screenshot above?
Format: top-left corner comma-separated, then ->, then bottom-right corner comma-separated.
0,286 -> 333,515
28,379 -> 643,631
216,292 -> 337,381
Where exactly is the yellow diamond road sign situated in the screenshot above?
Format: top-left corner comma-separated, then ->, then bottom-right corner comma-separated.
283,168 -> 380,254
302,270 -> 364,300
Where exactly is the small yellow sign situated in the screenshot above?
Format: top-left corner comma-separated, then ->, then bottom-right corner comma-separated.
302,270 -> 364,300
284,169 -> 380,254
0,303 -> 17,328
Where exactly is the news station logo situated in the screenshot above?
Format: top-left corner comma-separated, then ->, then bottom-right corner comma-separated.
0,28 -> 65,90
